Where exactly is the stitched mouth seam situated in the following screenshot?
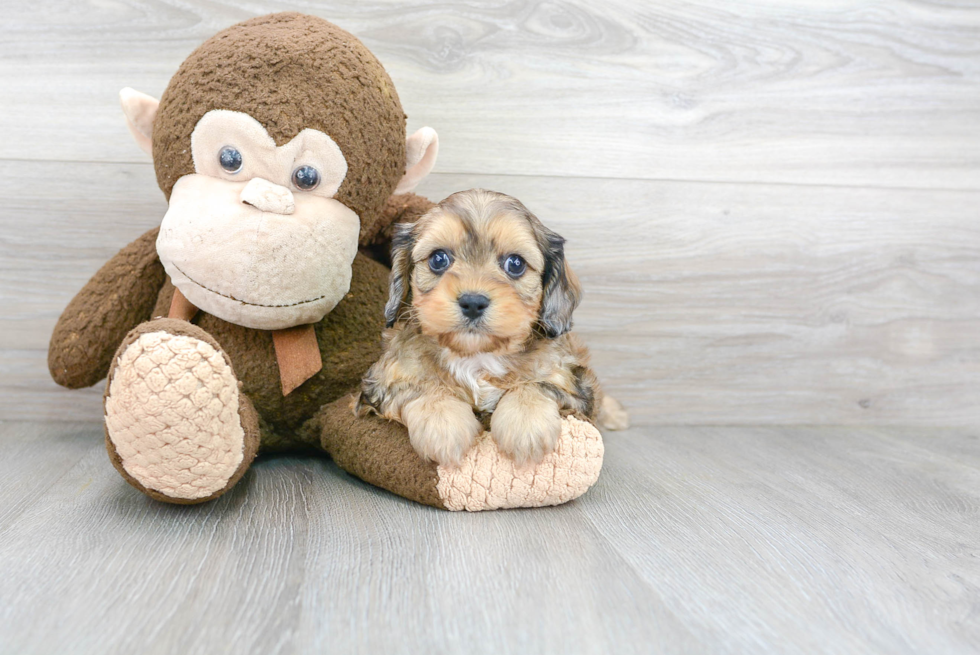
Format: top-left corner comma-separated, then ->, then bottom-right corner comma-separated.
172,262 -> 328,308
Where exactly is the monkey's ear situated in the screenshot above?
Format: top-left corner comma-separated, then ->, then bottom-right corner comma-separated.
383,222 -> 417,327
536,225 -> 582,338
393,127 -> 439,195
119,87 -> 159,156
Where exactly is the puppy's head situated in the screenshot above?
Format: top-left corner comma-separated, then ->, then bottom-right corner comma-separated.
385,189 -> 581,355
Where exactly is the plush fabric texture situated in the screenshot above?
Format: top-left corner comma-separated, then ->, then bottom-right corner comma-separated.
50,12 -> 607,511
53,193 -> 608,510
150,249 -> 392,448
104,319 -> 261,504
237,176 -> 297,214
308,394 -> 446,509
436,416 -> 604,511
308,399 -> 605,511
394,127 -> 439,195
119,87 -> 157,155
48,227 -> 166,389
191,110 -> 349,200
152,12 -> 406,241
106,331 -> 246,499
362,192 -> 439,259
270,325 -> 323,396
158,173 -> 360,330
168,288 -> 198,323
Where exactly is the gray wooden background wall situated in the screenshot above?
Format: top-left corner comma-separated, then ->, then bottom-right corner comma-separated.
2,0 -> 978,426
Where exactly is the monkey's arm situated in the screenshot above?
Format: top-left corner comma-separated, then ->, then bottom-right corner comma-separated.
48,227 -> 167,389
380,192 -> 436,229
358,193 -> 437,264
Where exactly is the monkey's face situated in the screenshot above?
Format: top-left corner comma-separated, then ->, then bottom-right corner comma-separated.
124,15 -> 441,330
408,204 -> 548,356
157,110 -> 360,330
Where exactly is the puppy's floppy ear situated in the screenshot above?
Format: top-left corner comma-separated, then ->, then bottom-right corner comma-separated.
384,222 -> 417,327
532,218 -> 582,338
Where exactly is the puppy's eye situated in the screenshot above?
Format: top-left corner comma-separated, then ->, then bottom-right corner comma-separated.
218,146 -> 243,173
292,165 -> 320,191
428,250 -> 452,273
503,254 -> 527,278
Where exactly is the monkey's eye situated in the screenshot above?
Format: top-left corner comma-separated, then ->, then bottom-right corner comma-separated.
292,165 -> 320,191
428,250 -> 452,274
218,146 -> 243,173
503,254 -> 527,278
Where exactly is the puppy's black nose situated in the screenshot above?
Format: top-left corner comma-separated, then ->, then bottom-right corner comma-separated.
458,293 -> 490,320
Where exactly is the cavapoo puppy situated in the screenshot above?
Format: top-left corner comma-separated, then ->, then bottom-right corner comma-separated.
356,189 -> 628,466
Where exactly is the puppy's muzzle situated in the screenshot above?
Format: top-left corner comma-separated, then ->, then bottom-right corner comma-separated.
458,293 -> 490,321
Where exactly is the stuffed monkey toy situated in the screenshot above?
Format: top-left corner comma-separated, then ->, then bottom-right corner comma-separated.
48,13 -> 604,511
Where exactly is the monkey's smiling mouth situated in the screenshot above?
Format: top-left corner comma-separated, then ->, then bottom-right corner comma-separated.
157,173 -> 361,330
172,262 -> 329,308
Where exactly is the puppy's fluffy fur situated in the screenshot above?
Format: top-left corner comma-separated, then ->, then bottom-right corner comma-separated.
356,189 -> 627,466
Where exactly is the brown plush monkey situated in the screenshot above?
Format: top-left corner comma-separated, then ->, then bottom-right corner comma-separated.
48,13 -> 604,510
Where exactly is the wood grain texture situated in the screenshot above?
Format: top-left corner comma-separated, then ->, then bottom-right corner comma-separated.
2,2 -> 978,424
1,420 -> 977,654
4,160 -> 978,425
2,4 -> 979,654
1,0 -> 979,189
581,424 -> 980,654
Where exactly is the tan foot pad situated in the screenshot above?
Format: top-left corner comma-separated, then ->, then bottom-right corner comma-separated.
436,416 -> 604,511
105,330 -> 248,501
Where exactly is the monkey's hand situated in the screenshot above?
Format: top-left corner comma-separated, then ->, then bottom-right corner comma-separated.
48,227 -> 166,389
384,192 -> 437,226
361,193 -> 437,249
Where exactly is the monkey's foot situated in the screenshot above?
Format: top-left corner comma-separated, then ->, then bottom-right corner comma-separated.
436,416 -> 604,511
314,397 -> 603,511
104,319 -> 260,504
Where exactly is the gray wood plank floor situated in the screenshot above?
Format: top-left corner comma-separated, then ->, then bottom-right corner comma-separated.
2,1 -> 979,653
1,420 -> 978,654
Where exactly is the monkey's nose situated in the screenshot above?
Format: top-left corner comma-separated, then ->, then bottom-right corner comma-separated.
458,293 -> 490,320
240,177 -> 295,215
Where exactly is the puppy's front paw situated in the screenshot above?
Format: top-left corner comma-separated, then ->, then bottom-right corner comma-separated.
491,387 -> 561,466
402,395 -> 483,466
